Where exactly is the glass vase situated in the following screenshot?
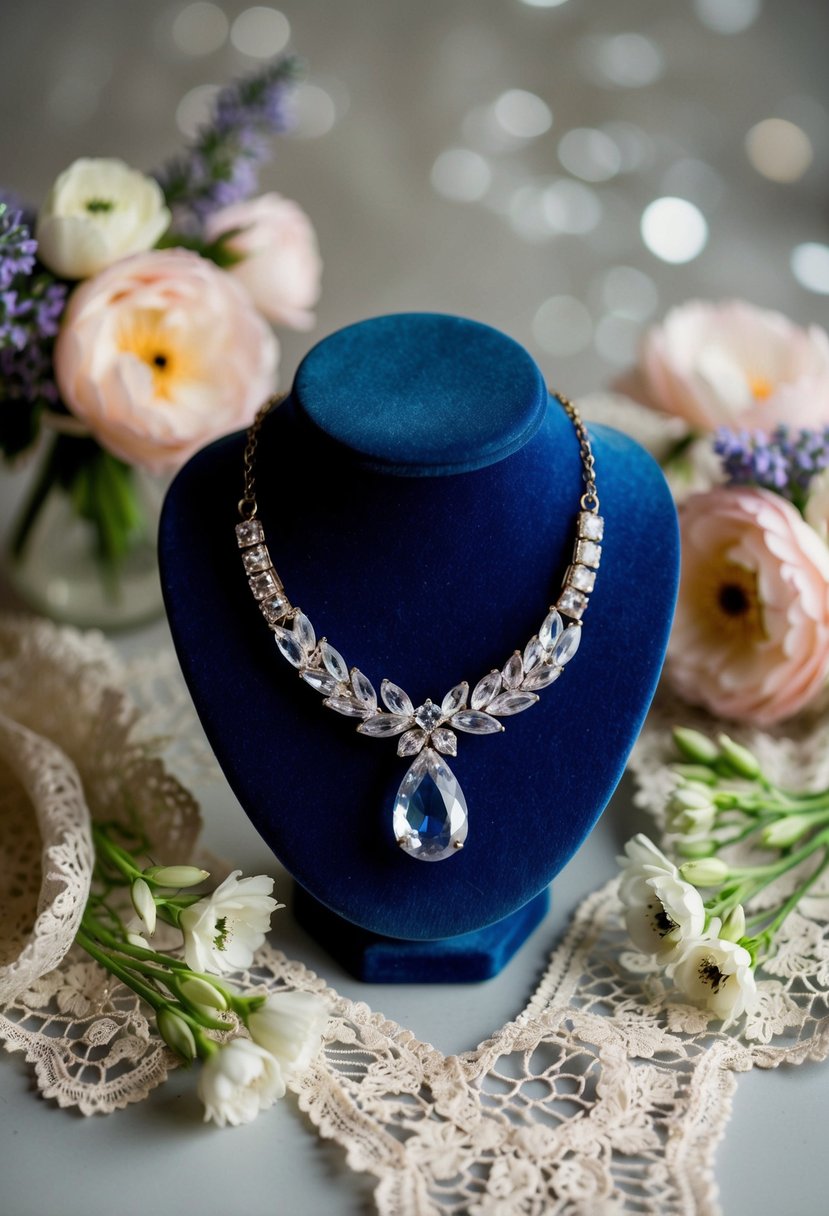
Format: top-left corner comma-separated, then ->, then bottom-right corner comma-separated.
6,434 -> 165,631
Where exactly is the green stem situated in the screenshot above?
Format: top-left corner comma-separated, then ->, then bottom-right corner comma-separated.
9,435 -> 64,559
81,911 -> 188,971
91,826 -> 143,882
755,852 -> 829,956
77,931 -> 166,1011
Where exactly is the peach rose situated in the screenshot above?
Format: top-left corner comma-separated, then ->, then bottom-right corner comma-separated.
639,300 -> 829,432
54,248 -> 278,473
668,486 -> 829,724
204,193 -> 321,330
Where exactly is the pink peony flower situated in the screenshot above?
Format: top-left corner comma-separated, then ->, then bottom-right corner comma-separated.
668,486 -> 829,724
54,248 -> 278,473
204,193 -> 321,330
639,300 -> 829,432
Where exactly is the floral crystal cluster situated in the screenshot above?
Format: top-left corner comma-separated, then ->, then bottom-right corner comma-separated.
81,823 -> 328,1128
1,57 -> 321,569
618,727 -> 829,1027
631,299 -> 829,725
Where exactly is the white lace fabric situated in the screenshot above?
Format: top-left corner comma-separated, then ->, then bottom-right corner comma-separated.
1,618 -> 827,1213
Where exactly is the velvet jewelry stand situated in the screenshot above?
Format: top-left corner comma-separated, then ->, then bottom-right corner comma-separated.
160,314 -> 679,982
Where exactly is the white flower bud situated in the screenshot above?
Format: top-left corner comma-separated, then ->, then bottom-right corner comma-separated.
669,786 -> 715,813
679,857 -> 730,888
157,1008 -> 197,1063
720,905 -> 746,942
143,865 -> 210,888
717,734 -> 760,779
130,877 -> 157,936
179,976 -> 228,1011
760,815 -> 813,849
673,727 -> 719,765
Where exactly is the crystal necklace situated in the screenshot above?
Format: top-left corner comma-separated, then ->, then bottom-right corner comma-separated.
236,392 -> 603,862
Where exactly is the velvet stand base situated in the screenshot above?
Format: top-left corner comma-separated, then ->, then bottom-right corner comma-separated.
293,884 -> 551,983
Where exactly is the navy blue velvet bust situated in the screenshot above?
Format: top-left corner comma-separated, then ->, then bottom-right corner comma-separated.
160,314 -> 679,971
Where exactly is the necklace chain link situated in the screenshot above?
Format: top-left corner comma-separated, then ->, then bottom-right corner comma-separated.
238,390 -> 599,519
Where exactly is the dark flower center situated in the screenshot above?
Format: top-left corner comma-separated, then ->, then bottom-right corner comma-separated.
648,902 -> 678,938
718,583 -> 749,616
85,197 -> 115,213
698,957 -> 728,993
153,353 -> 168,369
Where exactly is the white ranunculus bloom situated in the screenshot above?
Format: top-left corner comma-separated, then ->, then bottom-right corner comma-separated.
668,927 -> 757,1028
622,871 -> 706,960
247,990 -> 329,1077
180,870 -> 281,976
198,1038 -> 286,1128
36,158 -> 170,279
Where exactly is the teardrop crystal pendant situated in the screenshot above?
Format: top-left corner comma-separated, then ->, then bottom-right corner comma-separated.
393,748 -> 469,861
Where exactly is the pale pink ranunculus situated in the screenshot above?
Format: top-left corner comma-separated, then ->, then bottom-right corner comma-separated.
668,485 -> 829,725
54,248 -> 278,473
639,300 -> 829,432
204,193 -> 321,330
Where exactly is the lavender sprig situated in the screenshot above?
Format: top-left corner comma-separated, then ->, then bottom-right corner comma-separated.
156,56 -> 300,228
0,203 -> 68,457
715,425 -> 829,511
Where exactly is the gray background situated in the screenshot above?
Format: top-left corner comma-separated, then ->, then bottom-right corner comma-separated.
1,1 -> 828,1213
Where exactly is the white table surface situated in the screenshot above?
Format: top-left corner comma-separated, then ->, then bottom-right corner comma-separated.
2,1 -> 828,1211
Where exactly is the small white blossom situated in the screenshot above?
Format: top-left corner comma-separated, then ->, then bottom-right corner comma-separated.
247,991 -> 329,1078
622,872 -> 706,959
198,1038 -> 286,1128
36,157 -> 170,279
180,870 -> 281,976
668,925 -> 757,1028
679,857 -> 730,887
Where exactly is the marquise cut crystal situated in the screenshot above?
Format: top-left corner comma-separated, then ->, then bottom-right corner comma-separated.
393,749 -> 468,861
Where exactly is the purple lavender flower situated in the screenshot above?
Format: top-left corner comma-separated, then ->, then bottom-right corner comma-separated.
715,425 -> 829,510
0,204 -> 38,291
156,56 -> 299,228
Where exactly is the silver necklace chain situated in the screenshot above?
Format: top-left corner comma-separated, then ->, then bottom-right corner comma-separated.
235,391 -> 603,861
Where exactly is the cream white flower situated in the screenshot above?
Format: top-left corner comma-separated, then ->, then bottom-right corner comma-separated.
668,925 -> 757,1028
180,870 -> 281,976
36,158 -> 170,279
247,990 -> 329,1077
617,833 -> 677,905
198,1038 -> 286,1128
623,872 -> 706,959
618,833 -> 706,959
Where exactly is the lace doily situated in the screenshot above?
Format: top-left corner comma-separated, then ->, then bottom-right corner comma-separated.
1,618 -> 828,1214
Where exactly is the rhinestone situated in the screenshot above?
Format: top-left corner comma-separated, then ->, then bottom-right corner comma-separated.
249,570 -> 280,600
431,727 -> 458,756
301,669 -> 338,695
486,691 -> 538,715
441,682 -> 468,716
452,709 -> 503,735
567,564 -> 596,593
393,749 -> 468,862
523,636 -> 544,673
274,627 -> 304,667
552,623 -> 582,666
578,512 -> 604,541
242,544 -> 271,574
397,728 -> 427,757
320,641 -> 349,682
539,609 -> 563,652
471,670 -> 502,710
557,586 -> 588,620
502,653 -> 524,690
522,664 -> 562,691
236,520 -> 264,547
414,700 -> 443,732
293,611 -> 316,654
358,712 -> 413,737
323,695 -> 366,718
574,539 -> 601,569
261,595 -> 290,624
381,680 -> 414,716
351,668 -> 377,711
